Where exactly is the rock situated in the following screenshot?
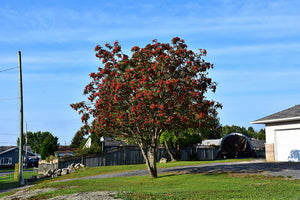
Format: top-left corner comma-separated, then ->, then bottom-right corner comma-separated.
159,157 -> 168,163
27,175 -> 37,182
68,166 -> 76,173
61,168 -> 69,175
46,169 -> 53,177
38,174 -> 47,179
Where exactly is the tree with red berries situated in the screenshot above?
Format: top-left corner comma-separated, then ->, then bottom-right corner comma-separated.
71,37 -> 221,178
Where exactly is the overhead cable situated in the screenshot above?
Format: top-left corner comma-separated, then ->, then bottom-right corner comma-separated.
0,67 -> 18,73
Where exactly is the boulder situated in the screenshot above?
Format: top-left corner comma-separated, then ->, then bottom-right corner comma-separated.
159,157 -> 168,163
61,168 -> 69,175
27,175 -> 37,182
74,163 -> 85,169
46,169 -> 53,177
53,169 -> 62,176
38,174 -> 47,179
68,166 -> 76,173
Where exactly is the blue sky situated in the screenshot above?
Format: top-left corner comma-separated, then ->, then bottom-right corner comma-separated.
0,0 -> 299,146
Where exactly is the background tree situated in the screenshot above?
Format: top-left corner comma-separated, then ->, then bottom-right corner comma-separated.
160,128 -> 201,161
40,134 -> 59,160
221,125 -> 265,139
198,115 -> 222,139
17,131 -> 55,154
70,125 -> 89,148
71,37 -> 221,178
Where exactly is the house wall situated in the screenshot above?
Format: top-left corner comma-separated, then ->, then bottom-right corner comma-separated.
265,120 -> 300,162
0,149 -> 18,166
0,148 -> 38,167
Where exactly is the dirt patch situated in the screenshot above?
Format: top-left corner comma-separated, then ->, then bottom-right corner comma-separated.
0,188 -> 122,200
0,188 -> 56,200
49,191 -> 122,200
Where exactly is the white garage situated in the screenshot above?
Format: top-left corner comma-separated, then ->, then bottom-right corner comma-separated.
252,105 -> 300,162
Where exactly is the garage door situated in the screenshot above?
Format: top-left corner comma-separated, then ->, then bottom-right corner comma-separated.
275,129 -> 300,162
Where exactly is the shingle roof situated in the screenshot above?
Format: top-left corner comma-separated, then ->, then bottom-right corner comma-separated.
252,105 -> 300,124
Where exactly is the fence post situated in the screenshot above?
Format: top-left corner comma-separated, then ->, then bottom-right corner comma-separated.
104,154 -> 106,166
123,147 -> 126,165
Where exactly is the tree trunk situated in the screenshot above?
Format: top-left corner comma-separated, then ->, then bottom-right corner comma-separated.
164,140 -> 176,162
140,145 -> 158,178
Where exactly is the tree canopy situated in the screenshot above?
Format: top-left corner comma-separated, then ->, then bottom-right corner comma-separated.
71,37 -> 221,177
40,134 -> 59,160
221,125 -> 265,140
70,126 -> 89,148
17,131 -> 57,154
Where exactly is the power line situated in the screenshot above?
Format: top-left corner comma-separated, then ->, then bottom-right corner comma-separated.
0,133 -> 19,136
0,66 -> 18,73
0,97 -> 19,101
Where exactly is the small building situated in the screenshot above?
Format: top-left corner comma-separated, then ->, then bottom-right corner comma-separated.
200,139 -> 222,147
55,146 -> 76,157
252,105 -> 300,162
217,133 -> 256,158
0,146 -> 36,168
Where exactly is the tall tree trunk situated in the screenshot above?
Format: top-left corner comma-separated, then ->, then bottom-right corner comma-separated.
164,140 -> 176,162
140,145 -> 158,178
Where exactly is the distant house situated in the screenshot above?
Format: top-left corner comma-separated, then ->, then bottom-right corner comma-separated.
55,146 -> 76,157
83,136 -> 129,150
200,139 -> 222,147
252,105 -> 300,162
0,146 -> 36,167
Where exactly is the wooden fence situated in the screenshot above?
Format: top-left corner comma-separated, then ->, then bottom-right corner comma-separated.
38,147 -> 265,173
58,147 -> 220,169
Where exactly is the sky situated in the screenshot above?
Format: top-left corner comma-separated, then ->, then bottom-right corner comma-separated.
0,0 -> 299,146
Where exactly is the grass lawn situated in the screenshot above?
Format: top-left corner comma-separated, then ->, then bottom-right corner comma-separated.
36,158 -> 255,182
1,159 -> 299,199
0,170 -> 38,191
15,173 -> 300,199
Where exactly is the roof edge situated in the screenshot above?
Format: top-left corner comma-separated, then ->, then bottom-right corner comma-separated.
251,116 -> 300,124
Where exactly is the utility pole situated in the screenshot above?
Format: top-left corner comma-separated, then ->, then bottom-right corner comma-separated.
18,51 -> 24,185
25,122 -> 28,165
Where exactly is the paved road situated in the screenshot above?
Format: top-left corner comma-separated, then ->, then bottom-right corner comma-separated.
59,159 -> 300,182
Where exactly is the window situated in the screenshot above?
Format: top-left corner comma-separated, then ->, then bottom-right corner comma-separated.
0,157 -> 12,165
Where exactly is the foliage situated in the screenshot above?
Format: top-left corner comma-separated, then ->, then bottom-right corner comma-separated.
160,128 -> 201,160
199,116 -> 222,139
221,125 -> 265,139
40,134 -> 59,160
70,126 -> 89,148
45,155 -> 57,163
71,37 -> 221,177
74,137 -> 102,156
17,131 -> 56,154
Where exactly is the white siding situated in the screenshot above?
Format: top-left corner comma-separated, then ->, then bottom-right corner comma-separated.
265,120 -> 300,162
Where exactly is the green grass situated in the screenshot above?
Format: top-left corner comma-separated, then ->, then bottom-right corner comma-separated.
0,159 -> 252,194
15,173 -> 300,199
4,159 -> 298,199
0,170 -> 38,191
41,158 -> 254,182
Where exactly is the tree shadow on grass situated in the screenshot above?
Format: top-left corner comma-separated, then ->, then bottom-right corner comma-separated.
157,173 -> 181,179
158,162 -> 300,175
